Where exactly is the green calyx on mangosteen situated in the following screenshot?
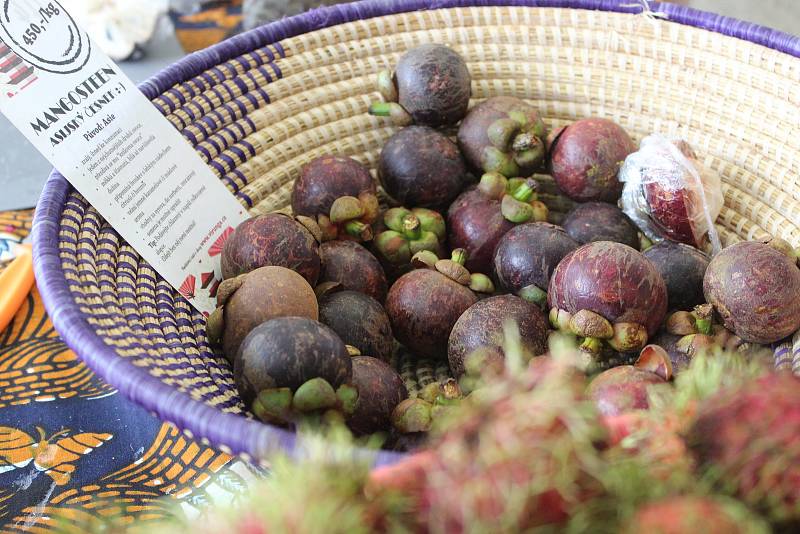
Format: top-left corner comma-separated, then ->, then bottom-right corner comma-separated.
368,43 -> 471,127
235,316 -> 356,425
457,96 -> 548,178
374,207 -> 446,268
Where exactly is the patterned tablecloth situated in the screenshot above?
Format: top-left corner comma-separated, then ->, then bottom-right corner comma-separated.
0,210 -> 259,533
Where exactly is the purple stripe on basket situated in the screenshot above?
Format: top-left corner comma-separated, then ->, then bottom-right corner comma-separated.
237,191 -> 254,208
210,160 -> 226,176
38,0 -> 800,468
184,128 -> 200,147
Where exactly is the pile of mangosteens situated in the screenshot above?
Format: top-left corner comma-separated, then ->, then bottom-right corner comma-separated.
203,43 -> 800,454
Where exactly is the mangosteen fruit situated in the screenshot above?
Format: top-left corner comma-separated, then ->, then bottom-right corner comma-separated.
379,125 -> 467,208
221,213 -> 321,284
587,365 -> 666,417
318,290 -> 394,363
292,155 -> 375,218
235,317 -> 355,424
374,207 -> 446,273
562,202 -> 640,250
217,266 -> 319,363
457,96 -> 548,178
493,222 -> 580,308
347,356 -> 408,435
643,241 -> 709,311
549,118 -> 636,203
548,241 -> 668,354
319,240 -> 388,303
448,173 -> 548,274
447,295 -> 549,378
385,250 -> 493,359
704,241 -> 800,344
369,43 -> 471,127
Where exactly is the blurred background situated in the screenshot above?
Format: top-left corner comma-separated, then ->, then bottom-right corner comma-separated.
1,0 -> 798,211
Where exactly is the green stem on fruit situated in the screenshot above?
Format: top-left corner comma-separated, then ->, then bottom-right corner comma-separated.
511,180 -> 537,203
345,220 -> 373,241
518,284 -> 547,308
368,102 -> 412,126
376,69 -> 397,102
451,248 -> 468,266
511,131 -> 538,152
692,304 -> 714,336
402,214 -> 422,240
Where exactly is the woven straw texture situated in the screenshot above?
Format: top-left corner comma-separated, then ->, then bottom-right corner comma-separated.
33,1 -> 800,462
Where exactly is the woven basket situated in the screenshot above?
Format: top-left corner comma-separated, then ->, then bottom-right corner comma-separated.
32,0 -> 800,465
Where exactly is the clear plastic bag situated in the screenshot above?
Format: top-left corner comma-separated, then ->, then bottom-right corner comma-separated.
620,134 -> 723,255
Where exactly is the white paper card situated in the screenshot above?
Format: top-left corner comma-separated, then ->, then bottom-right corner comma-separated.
0,0 -> 248,314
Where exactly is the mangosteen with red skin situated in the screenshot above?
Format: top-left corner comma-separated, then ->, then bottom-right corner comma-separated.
235,317 -> 352,411
448,173 -> 549,274
318,290 -> 394,363
643,241 -> 709,311
379,126 -> 467,208
369,44 -> 471,127
291,155 -> 375,218
549,118 -> 636,203
447,295 -> 549,378
704,241 -> 800,344
385,251 -> 489,359
348,356 -> 408,436
493,222 -> 580,307
319,240 -> 388,303
457,96 -> 548,178
548,241 -> 668,354
221,213 -> 320,284
562,202 -> 640,250
587,366 -> 665,417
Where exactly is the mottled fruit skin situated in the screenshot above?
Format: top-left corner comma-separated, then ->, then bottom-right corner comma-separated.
562,202 -> 640,249
448,295 -> 549,377
447,188 -> 515,274
643,183 -> 698,246
687,373 -> 800,528
348,356 -> 408,435
704,241 -> 800,344
318,290 -> 394,363
221,213 -> 320,284
386,269 -> 478,359
457,96 -> 547,177
291,155 -> 375,218
587,366 -> 664,416
622,496 -> 764,534
234,317 -> 351,405
550,118 -> 636,203
319,240 -> 388,303
493,222 -> 579,294
379,126 -> 467,208
222,266 -> 319,363
395,44 -> 471,127
548,241 -> 668,337
644,241 -> 709,311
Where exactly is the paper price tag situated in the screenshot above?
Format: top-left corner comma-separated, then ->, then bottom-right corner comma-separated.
0,0 -> 248,314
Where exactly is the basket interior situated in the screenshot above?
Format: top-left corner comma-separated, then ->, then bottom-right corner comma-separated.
48,5 -> 800,456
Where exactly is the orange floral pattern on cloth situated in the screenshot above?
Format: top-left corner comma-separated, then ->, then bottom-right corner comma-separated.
0,210 -> 260,533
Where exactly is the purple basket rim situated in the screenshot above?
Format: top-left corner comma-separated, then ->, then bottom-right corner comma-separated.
31,0 -> 800,464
